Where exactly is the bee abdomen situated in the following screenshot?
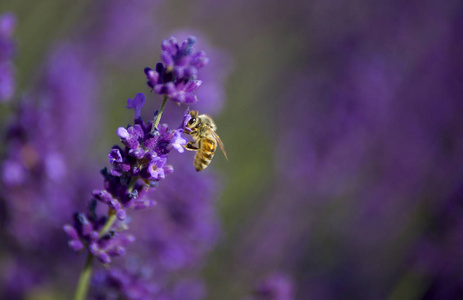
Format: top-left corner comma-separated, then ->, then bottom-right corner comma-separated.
194,138 -> 217,171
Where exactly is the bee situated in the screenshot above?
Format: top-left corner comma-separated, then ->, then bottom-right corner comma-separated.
184,110 -> 227,171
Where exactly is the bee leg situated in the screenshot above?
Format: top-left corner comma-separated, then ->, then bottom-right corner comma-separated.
184,142 -> 199,151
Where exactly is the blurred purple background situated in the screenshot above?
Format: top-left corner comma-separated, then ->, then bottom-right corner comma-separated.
1,0 -> 463,299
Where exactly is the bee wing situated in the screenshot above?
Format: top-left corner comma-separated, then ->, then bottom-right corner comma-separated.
211,130 -> 228,161
202,114 -> 217,131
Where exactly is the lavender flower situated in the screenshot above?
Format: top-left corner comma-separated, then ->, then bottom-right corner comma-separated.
66,110 -> 190,262
60,32 -> 223,300
168,31 -> 233,115
0,12 -> 16,102
64,92 -> 188,264
64,200 -> 135,264
144,36 -> 208,104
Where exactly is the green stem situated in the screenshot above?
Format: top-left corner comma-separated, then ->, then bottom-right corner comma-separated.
151,95 -> 168,134
99,213 -> 117,238
74,253 -> 94,300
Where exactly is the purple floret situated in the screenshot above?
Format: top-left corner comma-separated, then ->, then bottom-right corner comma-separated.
170,129 -> 188,153
64,201 -> 135,264
126,93 -> 146,119
144,36 -> 208,104
146,154 -> 167,180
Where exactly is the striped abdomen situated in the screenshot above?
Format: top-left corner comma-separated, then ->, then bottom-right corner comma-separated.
194,137 -> 217,171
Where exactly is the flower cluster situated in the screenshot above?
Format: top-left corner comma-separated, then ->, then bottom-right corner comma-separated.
144,36 -> 208,104
0,12 -> 16,102
64,200 -> 135,264
58,35 -> 220,300
64,92 -> 190,263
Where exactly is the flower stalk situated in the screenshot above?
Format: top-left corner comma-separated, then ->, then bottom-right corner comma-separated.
151,94 -> 168,134
66,35 -> 209,300
74,253 -> 94,300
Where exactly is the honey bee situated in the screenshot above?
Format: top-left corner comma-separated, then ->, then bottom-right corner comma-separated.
184,110 -> 227,171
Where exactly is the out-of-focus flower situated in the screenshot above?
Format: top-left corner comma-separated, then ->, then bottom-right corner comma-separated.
0,12 -> 16,102
1,40 -> 101,248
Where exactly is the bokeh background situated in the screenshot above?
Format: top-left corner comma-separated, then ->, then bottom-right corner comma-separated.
1,0 -> 463,299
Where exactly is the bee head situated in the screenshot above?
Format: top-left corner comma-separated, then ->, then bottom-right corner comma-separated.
187,110 -> 199,128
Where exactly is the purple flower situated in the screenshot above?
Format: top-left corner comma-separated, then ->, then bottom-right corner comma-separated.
89,232 -> 136,264
0,30 -> 102,299
144,36 -> 208,104
1,160 -> 25,186
117,124 -> 144,150
0,8 -> 229,300
0,62 -> 14,101
0,12 -> 16,38
146,154 -> 167,180
0,12 -> 16,102
90,158 -> 221,299
167,31 -> 233,115
170,130 -> 188,153
179,109 -> 192,130
117,127 -> 130,139
126,93 -> 146,119
109,148 -> 124,164
64,201 -> 135,264
0,12 -> 15,60
65,81 -> 193,264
